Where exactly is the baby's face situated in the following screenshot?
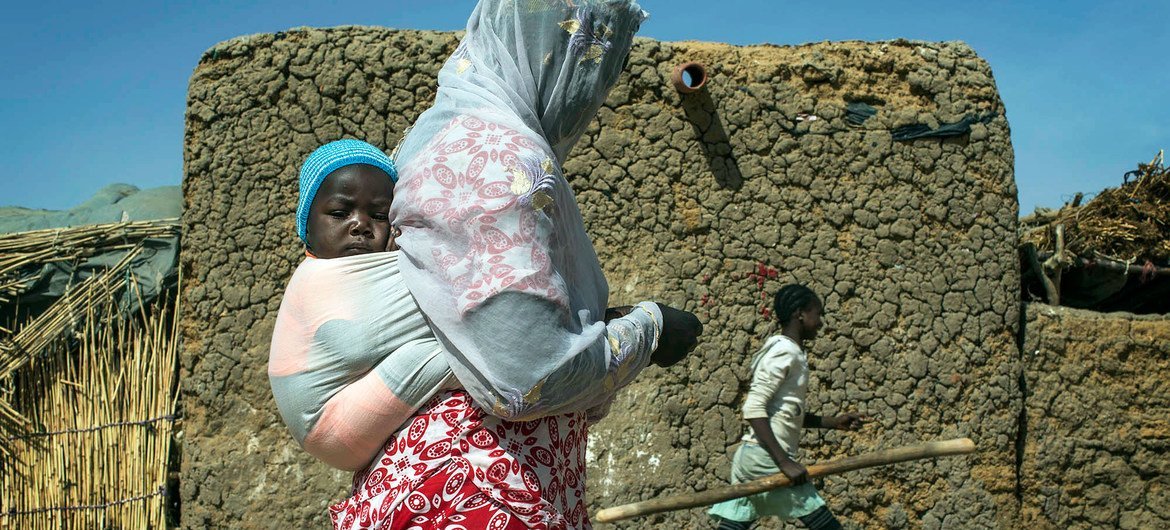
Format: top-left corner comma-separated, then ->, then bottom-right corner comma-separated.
305,164 -> 394,259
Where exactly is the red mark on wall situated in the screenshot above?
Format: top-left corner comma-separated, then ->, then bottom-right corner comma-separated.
745,261 -> 779,316
747,262 -> 779,289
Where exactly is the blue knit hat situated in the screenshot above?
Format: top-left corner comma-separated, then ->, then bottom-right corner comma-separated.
297,139 -> 398,244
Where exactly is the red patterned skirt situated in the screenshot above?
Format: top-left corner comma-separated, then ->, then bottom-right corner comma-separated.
329,390 -> 591,530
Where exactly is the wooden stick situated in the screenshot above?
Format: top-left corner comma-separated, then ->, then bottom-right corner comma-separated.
1035,251 -> 1170,277
1023,243 -> 1060,304
594,438 -> 976,523
1050,224 -> 1065,305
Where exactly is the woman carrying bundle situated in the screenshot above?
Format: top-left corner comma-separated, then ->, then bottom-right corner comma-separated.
268,1 -> 703,529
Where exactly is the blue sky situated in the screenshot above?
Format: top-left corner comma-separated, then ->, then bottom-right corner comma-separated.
1,0 -> 1166,214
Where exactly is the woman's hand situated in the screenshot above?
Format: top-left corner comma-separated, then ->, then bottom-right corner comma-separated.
825,412 -> 867,431
651,304 -> 702,367
604,306 -> 634,323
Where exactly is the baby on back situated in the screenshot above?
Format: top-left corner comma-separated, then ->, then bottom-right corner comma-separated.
268,139 -> 455,471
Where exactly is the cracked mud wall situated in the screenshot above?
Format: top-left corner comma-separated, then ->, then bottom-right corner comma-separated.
1020,305 -> 1170,530
578,39 -> 1018,530
181,27 -> 1019,528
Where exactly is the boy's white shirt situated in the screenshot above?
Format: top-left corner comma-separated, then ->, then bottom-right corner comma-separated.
741,335 -> 809,458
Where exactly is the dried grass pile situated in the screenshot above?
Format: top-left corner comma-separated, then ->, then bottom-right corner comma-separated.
1022,151 -> 1170,265
0,219 -> 178,304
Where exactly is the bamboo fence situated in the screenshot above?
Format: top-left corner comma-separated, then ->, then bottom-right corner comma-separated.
0,220 -> 180,529
1,290 -> 179,528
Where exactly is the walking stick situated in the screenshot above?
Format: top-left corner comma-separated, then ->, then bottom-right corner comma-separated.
594,437 -> 976,523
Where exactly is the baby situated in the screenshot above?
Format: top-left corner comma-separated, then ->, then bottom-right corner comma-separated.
268,139 -> 455,471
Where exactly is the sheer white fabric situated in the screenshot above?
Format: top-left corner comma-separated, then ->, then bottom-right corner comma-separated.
390,0 -> 659,419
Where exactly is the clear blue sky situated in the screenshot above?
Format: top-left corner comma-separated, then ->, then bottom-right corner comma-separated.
1,0 -> 1166,214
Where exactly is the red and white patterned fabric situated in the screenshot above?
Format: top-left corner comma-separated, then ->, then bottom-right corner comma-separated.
329,390 -> 591,530
399,114 -> 566,315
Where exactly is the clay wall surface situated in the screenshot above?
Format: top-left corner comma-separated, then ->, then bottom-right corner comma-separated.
181,27 -> 1019,528
1020,305 -> 1170,530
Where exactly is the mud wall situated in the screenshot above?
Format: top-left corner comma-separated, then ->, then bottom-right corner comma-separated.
1020,305 -> 1170,530
181,27 -> 1019,528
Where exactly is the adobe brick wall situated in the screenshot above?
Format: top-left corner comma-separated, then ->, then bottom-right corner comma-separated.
181,27 -> 1019,528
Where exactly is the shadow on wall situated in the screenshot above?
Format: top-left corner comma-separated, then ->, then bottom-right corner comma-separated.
681,90 -> 743,191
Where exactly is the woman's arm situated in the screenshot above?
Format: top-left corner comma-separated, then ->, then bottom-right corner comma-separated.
462,293 -> 700,420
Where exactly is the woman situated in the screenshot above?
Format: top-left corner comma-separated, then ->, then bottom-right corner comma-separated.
329,1 -> 702,528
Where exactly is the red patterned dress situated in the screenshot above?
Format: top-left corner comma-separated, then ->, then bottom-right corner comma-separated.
329,390 -> 591,530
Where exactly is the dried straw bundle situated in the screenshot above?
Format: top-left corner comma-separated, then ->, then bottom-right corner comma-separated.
0,218 -> 181,526
0,246 -> 142,382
